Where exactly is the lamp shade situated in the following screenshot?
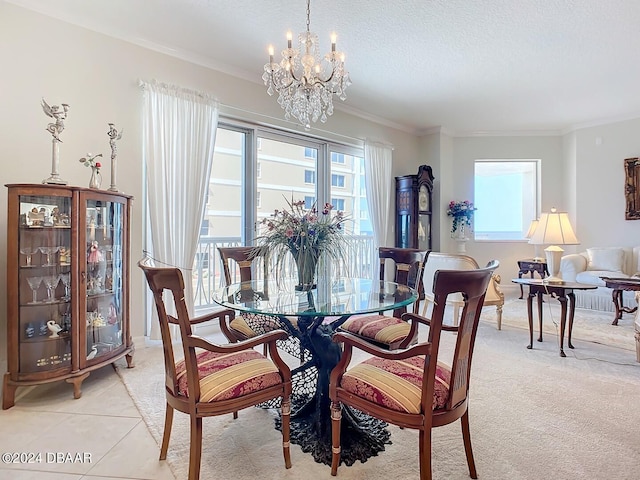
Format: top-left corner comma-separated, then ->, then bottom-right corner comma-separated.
529,208 -> 579,246
525,219 -> 539,239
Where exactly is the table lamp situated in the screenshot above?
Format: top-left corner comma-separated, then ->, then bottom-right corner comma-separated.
525,219 -> 543,261
528,208 -> 579,283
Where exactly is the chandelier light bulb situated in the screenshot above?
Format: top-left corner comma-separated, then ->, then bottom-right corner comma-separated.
262,0 -> 351,130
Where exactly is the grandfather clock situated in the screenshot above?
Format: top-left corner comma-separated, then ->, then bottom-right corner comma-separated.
395,165 -> 434,250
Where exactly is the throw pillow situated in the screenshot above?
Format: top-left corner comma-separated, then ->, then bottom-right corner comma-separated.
586,247 -> 625,272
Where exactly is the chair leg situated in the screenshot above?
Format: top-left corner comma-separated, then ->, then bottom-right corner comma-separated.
330,401 -> 342,476
160,403 -> 174,460
418,428 -> 433,480
461,411 -> 478,479
189,416 -> 203,480
281,398 -> 292,469
233,411 -> 238,419
496,304 -> 503,330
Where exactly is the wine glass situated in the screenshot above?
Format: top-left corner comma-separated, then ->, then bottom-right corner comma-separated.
58,273 -> 71,300
26,276 -> 42,303
39,246 -> 59,266
43,275 -> 60,302
19,247 -> 37,267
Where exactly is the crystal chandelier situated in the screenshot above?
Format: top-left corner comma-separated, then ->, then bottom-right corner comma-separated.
262,0 -> 351,130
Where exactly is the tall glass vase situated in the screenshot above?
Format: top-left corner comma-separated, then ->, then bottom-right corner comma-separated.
294,248 -> 318,291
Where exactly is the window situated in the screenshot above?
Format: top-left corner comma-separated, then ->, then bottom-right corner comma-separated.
332,198 -> 345,210
188,122 -> 370,311
199,219 -> 209,236
304,170 -> 316,184
474,160 -> 540,241
331,174 -> 345,188
331,152 -> 346,164
304,147 -> 317,159
304,196 -> 315,209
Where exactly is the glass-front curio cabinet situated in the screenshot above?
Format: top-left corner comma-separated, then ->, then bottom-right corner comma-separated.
3,184 -> 133,409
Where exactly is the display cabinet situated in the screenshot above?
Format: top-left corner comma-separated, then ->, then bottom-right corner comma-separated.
3,184 -> 133,409
395,165 -> 434,250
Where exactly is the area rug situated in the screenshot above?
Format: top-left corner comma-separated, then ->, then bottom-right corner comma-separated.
117,305 -> 640,480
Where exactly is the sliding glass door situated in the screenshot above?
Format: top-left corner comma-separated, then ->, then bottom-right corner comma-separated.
192,122 -> 372,310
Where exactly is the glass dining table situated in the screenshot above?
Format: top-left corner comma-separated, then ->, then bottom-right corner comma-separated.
212,276 -> 417,466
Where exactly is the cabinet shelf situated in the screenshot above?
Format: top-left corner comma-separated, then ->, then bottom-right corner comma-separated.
4,184 -> 134,409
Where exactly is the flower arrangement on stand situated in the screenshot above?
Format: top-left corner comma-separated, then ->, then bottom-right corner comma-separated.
254,196 -> 350,291
446,200 -> 477,238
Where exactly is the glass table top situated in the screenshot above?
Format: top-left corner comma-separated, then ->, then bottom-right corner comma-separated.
212,277 -> 418,318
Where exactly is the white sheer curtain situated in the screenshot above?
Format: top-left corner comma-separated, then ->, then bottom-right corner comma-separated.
364,140 -> 393,280
141,80 -> 218,339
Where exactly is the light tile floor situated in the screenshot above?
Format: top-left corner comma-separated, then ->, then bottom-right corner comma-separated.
0,359 -> 176,480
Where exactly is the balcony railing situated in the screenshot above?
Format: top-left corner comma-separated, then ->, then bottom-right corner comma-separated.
192,235 -> 376,311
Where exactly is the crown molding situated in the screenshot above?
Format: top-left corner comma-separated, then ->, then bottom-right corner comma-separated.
561,112 -> 640,135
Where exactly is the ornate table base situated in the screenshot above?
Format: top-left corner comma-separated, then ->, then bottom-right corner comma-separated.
276,317 -> 391,465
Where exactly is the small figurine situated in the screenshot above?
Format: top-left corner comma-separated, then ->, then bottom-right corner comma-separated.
41,98 -> 70,142
107,303 -> 118,325
87,241 -> 103,263
86,345 -> 98,360
58,247 -> 70,265
47,320 -> 63,338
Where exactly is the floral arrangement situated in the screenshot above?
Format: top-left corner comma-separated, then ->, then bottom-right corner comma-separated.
79,153 -> 103,172
254,196 -> 350,289
447,200 -> 477,234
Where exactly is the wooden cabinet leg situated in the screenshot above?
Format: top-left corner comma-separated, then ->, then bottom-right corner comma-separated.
2,374 -> 17,410
125,353 -> 135,368
66,372 -> 90,399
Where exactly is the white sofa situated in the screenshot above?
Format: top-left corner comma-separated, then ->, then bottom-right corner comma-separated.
420,252 -> 504,329
559,246 -> 640,312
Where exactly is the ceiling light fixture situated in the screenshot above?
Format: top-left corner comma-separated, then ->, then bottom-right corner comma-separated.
262,0 -> 351,130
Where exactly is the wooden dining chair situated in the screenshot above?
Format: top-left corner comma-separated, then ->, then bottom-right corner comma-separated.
338,247 -> 429,349
218,246 -> 309,362
138,259 -> 293,480
329,260 -> 499,480
218,246 -> 277,343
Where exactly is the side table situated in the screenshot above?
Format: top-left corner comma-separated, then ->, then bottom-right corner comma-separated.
512,278 -> 597,357
517,259 -> 549,299
600,276 -> 640,325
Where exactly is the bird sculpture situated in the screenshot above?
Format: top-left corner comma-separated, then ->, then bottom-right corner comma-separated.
86,345 -> 98,360
47,320 -> 63,338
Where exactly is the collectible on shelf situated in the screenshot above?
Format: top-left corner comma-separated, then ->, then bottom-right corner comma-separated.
47,320 -> 62,338
107,123 -> 123,192
41,98 -> 70,185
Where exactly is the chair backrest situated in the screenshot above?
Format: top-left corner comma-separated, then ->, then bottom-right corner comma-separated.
138,259 -> 201,403
423,252 -> 480,302
378,247 -> 428,315
218,246 -> 269,285
423,260 -> 499,413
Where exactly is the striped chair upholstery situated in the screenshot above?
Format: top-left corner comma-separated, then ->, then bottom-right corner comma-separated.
139,259 -> 293,480
340,247 -> 428,349
330,260 -> 499,480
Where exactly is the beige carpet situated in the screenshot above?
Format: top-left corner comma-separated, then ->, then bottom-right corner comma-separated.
118,300 -> 640,479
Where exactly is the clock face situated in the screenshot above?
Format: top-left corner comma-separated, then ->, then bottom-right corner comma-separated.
418,185 -> 429,210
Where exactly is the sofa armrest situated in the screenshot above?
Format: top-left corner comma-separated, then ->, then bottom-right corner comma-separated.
560,254 -> 587,282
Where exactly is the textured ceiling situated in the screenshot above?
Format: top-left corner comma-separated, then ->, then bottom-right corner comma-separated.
8,0 -> 640,134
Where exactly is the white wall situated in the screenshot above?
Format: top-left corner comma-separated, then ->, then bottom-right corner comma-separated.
446,135 -> 565,281
573,118 -> 640,249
